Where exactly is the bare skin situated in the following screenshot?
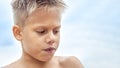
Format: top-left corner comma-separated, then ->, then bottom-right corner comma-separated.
4,56 -> 83,68
3,9 -> 84,68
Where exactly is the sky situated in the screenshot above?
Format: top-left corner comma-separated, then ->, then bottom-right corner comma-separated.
0,0 -> 120,68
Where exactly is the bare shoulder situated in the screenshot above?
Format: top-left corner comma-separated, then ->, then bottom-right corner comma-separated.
2,63 -> 15,68
57,56 -> 84,68
2,61 -> 19,68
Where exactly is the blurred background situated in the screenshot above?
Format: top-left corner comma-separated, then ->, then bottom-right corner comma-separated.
0,0 -> 120,68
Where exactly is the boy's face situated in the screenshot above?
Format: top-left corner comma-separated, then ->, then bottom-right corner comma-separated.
14,9 -> 61,61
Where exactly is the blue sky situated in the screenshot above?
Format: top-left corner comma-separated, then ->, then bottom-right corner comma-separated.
0,0 -> 120,68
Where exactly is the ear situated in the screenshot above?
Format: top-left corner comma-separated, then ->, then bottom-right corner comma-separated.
12,25 -> 23,41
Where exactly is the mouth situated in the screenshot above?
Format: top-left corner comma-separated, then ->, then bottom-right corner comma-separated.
43,47 -> 56,54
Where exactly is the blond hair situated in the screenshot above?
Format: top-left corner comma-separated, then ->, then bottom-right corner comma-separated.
11,0 -> 66,27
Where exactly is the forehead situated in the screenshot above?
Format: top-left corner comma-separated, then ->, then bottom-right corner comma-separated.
25,8 -> 61,27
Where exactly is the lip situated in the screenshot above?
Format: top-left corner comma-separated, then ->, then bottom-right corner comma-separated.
43,47 -> 56,54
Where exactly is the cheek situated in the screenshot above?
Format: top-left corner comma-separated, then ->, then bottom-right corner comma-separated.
22,39 -> 44,59
58,34 -> 60,41
23,36 -> 44,50
57,36 -> 60,43
56,35 -> 60,46
21,34 -> 43,54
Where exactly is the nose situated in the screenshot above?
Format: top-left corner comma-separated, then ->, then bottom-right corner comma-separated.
46,32 -> 55,45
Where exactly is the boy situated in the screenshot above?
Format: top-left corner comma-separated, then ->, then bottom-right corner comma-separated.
4,0 -> 84,68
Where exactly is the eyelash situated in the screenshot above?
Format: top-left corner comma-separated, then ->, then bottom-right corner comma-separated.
53,30 -> 60,34
37,30 -> 46,34
36,29 -> 60,35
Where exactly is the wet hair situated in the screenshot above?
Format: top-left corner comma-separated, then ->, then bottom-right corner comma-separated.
11,0 -> 66,27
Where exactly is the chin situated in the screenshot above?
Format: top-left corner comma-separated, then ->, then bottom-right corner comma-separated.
37,55 -> 54,62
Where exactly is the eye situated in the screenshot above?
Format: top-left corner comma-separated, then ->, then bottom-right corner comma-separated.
53,29 -> 60,34
36,30 -> 47,35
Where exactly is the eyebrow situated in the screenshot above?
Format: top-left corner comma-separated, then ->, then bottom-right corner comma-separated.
54,25 -> 61,28
33,24 -> 61,29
